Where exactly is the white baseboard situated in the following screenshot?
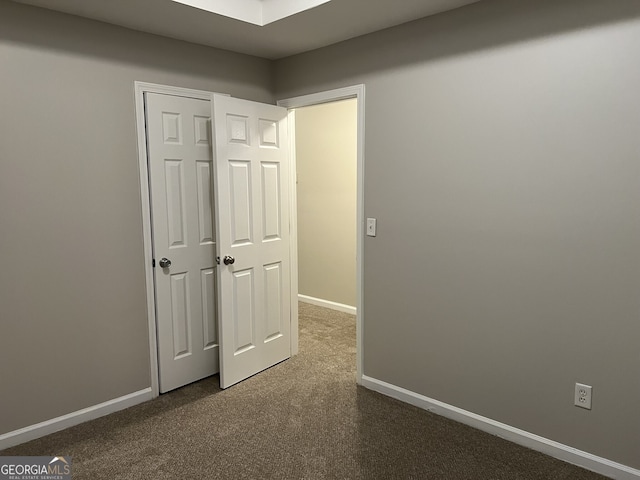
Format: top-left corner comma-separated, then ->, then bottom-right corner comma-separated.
361,375 -> 640,480
298,294 -> 356,315
0,388 -> 154,450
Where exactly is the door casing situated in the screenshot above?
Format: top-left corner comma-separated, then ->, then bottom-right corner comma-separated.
134,82 -> 365,396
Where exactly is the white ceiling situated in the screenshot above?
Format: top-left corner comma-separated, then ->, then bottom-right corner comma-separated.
11,0 -> 481,59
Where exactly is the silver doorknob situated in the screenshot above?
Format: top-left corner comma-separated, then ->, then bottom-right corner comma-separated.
223,255 -> 235,265
159,258 -> 172,268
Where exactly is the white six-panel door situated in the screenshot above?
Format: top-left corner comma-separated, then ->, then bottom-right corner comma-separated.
146,92 -> 219,393
212,95 -> 291,388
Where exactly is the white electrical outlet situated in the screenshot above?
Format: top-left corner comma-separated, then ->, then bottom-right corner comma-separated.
574,383 -> 592,410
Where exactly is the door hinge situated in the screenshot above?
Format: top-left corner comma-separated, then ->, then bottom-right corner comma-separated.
152,258 -> 156,268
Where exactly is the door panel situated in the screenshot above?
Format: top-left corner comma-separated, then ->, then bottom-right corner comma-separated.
165,160 -> 187,248
264,262 -> 283,341
146,93 -> 219,393
233,268 -> 256,354
229,161 -> 253,245
201,268 -> 218,349
261,162 -> 281,240
170,272 -> 191,358
213,95 -> 291,388
196,161 -> 215,244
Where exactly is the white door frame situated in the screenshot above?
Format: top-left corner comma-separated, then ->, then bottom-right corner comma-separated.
134,82 -> 225,397
278,85 -> 365,383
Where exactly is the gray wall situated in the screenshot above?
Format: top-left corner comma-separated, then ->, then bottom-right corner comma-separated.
2,0 -> 640,471
296,99 -> 357,307
0,1 -> 272,435
276,0 -> 640,469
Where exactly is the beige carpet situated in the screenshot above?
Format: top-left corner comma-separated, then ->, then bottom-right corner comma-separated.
2,303 -> 606,479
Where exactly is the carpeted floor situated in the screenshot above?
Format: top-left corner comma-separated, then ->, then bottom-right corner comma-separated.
2,303 -> 606,479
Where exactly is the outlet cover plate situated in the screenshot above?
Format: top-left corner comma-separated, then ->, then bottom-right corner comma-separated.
366,218 -> 377,237
574,383 -> 592,410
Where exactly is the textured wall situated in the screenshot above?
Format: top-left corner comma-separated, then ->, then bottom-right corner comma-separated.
295,99 -> 357,307
275,0 -> 640,469
0,0 -> 272,435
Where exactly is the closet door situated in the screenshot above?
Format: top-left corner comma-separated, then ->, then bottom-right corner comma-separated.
212,94 -> 291,388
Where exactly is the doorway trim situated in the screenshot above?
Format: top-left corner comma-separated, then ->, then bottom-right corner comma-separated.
134,82 -> 222,398
278,84 -> 365,383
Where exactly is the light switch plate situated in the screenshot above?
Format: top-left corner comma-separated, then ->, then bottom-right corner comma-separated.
366,218 -> 377,237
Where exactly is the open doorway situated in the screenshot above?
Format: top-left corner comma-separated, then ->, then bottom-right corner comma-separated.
278,85 -> 365,382
294,99 -> 358,315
